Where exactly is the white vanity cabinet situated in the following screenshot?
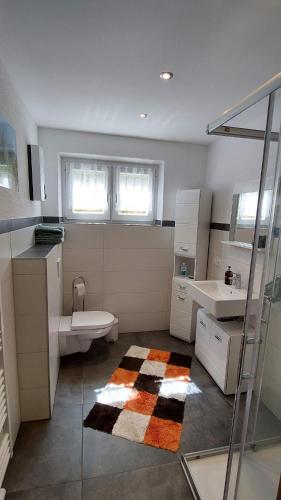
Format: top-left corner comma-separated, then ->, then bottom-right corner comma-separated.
170,189 -> 212,342
13,244 -> 63,421
195,309 -> 245,395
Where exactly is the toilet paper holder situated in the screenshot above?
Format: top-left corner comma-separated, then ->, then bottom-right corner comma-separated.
72,276 -> 86,312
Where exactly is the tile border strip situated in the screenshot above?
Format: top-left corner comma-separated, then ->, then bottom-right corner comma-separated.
210,222 -> 230,231
0,216 -> 42,235
0,217 -> 231,233
42,216 -> 64,223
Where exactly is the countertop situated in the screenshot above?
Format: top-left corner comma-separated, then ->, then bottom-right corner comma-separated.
13,244 -> 58,260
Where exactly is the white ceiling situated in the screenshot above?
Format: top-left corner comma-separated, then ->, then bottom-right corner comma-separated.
0,0 -> 281,144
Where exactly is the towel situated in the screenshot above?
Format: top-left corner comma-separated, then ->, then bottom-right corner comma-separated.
35,224 -> 65,245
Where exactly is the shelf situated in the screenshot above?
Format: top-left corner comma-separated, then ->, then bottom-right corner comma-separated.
221,240 -> 265,252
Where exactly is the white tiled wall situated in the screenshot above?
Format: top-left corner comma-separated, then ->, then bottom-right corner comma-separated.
63,224 -> 174,333
0,225 -> 37,446
207,229 -> 264,294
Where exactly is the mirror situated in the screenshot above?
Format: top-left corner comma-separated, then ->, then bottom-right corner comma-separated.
0,115 -> 18,190
229,189 -> 272,248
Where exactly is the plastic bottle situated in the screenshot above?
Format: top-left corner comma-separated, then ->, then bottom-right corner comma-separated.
225,265 -> 233,285
180,262 -> 188,277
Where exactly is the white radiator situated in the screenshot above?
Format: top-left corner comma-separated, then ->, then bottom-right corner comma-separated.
0,315 -> 10,499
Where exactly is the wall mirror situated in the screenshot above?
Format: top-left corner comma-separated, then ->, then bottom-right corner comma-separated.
229,188 -> 272,248
0,115 -> 18,190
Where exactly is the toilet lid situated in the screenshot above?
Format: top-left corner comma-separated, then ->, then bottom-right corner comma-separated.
71,311 -> 115,330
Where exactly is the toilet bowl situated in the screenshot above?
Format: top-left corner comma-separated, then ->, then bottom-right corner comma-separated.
59,311 -> 118,355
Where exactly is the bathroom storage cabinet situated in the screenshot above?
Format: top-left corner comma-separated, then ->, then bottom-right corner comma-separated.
170,189 -> 212,342
195,309 -> 246,395
13,244 -> 63,421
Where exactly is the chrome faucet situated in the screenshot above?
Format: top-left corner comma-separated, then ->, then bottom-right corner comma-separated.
232,273 -> 241,289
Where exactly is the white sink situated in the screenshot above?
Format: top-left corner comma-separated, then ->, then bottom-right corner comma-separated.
186,280 -> 250,317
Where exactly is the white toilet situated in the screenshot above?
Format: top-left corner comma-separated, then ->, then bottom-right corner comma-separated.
59,310 -> 119,355
58,276 -> 119,355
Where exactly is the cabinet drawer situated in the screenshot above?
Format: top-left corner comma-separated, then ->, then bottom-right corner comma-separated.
196,321 -> 210,352
175,224 -> 197,245
172,278 -> 190,293
171,290 -> 192,313
170,322 -> 192,342
174,242 -> 196,257
197,308 -> 213,331
176,190 -> 200,204
170,309 -> 192,330
210,324 -> 229,356
175,203 -> 199,224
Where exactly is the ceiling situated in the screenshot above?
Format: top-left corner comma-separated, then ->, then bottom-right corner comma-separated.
0,0 -> 281,144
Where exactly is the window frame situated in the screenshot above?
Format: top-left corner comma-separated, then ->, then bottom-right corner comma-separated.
61,155 -> 159,224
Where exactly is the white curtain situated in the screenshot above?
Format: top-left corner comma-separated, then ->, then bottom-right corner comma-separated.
116,165 -> 153,216
68,161 -> 108,214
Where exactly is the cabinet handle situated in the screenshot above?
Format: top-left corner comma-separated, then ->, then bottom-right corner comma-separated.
215,335 -> 222,343
179,285 -> 187,290
177,295 -> 185,301
200,320 -> 206,328
180,246 -> 189,252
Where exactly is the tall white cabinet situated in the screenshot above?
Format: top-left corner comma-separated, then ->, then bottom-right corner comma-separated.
170,189 -> 212,342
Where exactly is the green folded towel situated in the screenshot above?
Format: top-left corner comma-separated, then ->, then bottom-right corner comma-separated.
35,224 -> 65,245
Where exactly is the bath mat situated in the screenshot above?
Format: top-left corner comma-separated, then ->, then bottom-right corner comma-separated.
84,346 -> 192,452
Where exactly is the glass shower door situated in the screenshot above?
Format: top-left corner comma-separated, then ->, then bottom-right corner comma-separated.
225,88 -> 281,500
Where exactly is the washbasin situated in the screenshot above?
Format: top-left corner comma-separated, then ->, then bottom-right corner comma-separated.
186,280 -> 251,318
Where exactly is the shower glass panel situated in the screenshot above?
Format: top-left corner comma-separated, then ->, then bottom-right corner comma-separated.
224,88 -> 281,499
234,88 -> 281,500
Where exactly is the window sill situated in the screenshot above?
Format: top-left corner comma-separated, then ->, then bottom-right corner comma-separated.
63,219 -> 160,227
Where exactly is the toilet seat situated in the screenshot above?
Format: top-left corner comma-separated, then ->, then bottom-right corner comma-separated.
72,311 -> 115,330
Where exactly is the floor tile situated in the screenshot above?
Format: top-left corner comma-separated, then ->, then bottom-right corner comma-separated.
83,358 -> 122,404
179,415 -> 233,454
188,358 -> 219,390
184,386 -> 234,420
106,332 -> 146,359
55,366 -> 83,407
4,405 -> 83,493
82,462 -> 193,500
138,331 -> 194,356
4,331 -> 238,495
6,481 -> 82,499
82,404 -> 177,479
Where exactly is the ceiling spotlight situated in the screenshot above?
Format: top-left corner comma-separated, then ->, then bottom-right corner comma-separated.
139,113 -> 148,119
160,71 -> 174,80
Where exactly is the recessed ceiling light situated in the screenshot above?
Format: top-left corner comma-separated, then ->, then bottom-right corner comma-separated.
139,113 -> 148,119
160,71 -> 174,80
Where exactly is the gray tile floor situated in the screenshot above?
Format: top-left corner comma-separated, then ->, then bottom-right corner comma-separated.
4,331 -> 238,499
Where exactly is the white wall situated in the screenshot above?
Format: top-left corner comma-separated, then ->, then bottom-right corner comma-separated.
0,58 -> 40,445
205,137 -> 264,225
205,137 -> 265,289
0,59 -> 40,219
38,127 -> 208,220
63,224 -> 173,333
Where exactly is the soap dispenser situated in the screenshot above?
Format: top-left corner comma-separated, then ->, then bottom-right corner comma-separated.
225,266 -> 233,285
180,261 -> 188,277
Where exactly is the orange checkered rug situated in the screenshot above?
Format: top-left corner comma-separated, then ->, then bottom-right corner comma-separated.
83,346 -> 192,452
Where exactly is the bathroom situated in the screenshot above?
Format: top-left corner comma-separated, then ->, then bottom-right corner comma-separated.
0,1 -> 281,499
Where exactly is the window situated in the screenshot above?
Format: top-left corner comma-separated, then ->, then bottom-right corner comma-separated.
62,157 -> 157,222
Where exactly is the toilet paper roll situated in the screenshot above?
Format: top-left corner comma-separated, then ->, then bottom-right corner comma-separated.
74,282 -> 86,297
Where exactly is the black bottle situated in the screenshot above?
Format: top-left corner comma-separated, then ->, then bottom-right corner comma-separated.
225,266 -> 233,285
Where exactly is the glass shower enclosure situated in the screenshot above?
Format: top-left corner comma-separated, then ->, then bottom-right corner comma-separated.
181,73 -> 281,500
